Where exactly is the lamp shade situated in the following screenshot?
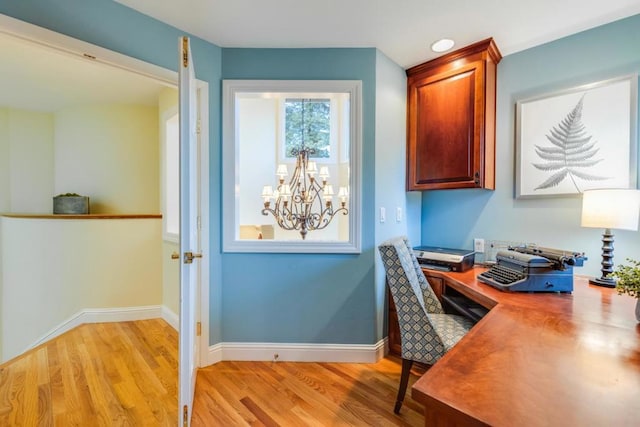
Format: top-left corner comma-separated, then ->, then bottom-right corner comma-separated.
581,189 -> 640,231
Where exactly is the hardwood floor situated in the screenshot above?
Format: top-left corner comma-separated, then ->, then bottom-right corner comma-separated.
0,319 -> 178,426
192,358 -> 425,426
1,320 -> 425,426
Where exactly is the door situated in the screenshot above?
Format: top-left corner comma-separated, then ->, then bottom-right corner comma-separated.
178,36 -> 200,426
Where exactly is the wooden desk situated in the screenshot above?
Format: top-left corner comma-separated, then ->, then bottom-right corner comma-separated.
411,267 -> 640,426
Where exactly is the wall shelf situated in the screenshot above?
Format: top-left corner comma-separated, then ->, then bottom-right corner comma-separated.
1,213 -> 162,220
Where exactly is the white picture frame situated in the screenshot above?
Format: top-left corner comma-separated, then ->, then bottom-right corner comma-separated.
515,75 -> 638,198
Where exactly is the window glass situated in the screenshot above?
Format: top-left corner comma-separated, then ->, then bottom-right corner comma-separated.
285,98 -> 331,158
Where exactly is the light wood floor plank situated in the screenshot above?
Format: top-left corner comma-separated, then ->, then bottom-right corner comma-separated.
190,372 -> 254,426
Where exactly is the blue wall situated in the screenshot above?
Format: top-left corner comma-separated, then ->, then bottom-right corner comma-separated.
421,14 -> 640,278
374,51 -> 421,342
221,48 -> 379,344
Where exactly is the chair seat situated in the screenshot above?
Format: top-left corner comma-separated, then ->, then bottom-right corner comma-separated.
428,313 -> 475,351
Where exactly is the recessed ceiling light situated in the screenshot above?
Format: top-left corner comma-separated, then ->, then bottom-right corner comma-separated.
431,38 -> 455,53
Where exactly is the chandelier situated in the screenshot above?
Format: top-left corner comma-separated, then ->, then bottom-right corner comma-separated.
260,99 -> 349,239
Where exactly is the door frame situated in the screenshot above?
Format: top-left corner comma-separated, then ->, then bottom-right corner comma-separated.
0,12 -> 211,365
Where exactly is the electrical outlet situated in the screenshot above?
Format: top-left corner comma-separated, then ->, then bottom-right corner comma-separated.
396,207 -> 402,223
474,238 -> 485,253
380,207 -> 386,223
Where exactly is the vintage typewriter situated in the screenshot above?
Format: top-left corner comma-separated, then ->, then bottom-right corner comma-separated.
477,245 -> 586,292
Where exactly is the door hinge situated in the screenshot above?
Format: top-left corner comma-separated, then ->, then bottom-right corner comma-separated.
196,118 -> 201,135
197,321 -> 202,337
184,251 -> 203,264
182,37 -> 189,68
183,405 -> 189,427
197,216 -> 201,230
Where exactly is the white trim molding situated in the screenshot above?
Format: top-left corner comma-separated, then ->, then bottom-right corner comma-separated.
26,305 -> 178,355
222,79 -> 362,254
161,306 -> 180,330
204,338 -> 388,366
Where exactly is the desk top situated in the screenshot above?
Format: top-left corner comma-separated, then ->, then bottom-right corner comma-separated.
412,267 -> 640,426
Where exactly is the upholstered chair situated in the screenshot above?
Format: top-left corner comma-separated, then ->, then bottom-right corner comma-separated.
378,236 -> 474,414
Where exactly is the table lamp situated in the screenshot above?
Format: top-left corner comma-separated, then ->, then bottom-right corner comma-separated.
580,188 -> 640,287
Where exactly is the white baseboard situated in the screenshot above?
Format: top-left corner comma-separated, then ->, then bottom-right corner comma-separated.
161,306 -> 179,331
28,305 -> 173,352
80,305 -> 163,324
207,343 -> 224,365
203,338 -> 388,366
27,308 -> 387,367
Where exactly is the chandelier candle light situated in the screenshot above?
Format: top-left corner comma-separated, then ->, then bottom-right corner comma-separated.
261,99 -> 348,239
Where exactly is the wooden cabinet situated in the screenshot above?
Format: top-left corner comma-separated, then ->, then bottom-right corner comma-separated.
406,38 -> 501,191
388,271 -> 444,357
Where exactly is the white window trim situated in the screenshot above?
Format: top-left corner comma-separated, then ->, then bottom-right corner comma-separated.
222,79 -> 362,254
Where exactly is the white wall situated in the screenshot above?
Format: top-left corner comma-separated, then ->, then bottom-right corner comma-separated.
0,104 -> 160,215
158,87 -> 180,318
0,109 -> 9,213
162,241 -> 179,316
54,104 -> 159,214
238,97 -> 278,228
0,109 -> 55,359
0,108 -> 54,213
0,217 -> 162,362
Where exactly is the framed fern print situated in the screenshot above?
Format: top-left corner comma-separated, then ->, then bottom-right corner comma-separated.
515,75 -> 637,198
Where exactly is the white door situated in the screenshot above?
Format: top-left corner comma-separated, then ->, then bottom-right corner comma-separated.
178,35 -> 200,427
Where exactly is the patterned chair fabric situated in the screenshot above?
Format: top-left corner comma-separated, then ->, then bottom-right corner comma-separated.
378,236 -> 474,365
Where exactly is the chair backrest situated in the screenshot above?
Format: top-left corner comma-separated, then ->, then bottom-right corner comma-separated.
378,236 -> 446,363
379,237 -> 443,314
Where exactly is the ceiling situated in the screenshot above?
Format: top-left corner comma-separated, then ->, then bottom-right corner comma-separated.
2,2 -> 638,112
115,0 -> 640,68
0,33 -> 169,112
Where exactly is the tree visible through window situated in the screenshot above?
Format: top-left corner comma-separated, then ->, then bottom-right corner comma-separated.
285,98 -> 330,158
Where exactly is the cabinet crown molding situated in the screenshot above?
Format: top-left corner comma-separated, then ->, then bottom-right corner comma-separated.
406,37 -> 502,77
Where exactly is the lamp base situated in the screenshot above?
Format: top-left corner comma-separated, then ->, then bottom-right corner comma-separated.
589,277 -> 616,288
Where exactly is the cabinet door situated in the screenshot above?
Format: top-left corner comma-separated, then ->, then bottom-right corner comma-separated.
406,38 -> 500,191
407,60 -> 485,190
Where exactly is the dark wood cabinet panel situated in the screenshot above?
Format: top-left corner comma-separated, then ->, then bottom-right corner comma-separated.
406,38 -> 501,191
425,276 -> 444,301
387,290 -> 402,356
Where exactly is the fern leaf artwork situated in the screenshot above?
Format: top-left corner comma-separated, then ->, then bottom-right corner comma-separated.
532,95 -> 608,193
